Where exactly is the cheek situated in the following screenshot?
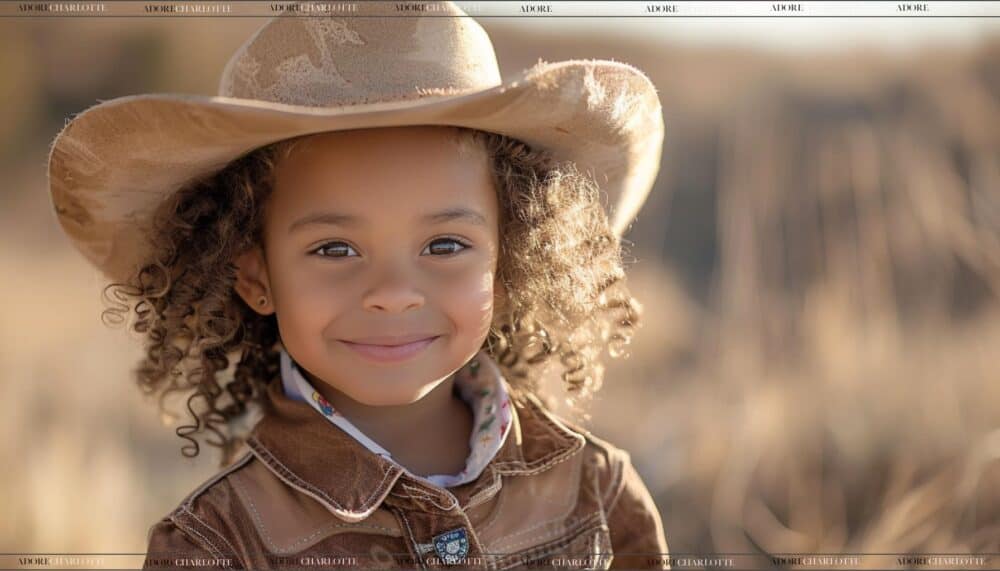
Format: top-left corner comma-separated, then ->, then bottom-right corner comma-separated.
434,269 -> 496,331
274,302 -> 327,350
274,256 -> 357,303
272,271 -> 351,336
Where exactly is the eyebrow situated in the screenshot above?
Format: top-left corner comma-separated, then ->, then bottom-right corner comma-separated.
288,207 -> 488,233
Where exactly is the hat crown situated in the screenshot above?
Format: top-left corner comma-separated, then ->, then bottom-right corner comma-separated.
218,3 -> 503,107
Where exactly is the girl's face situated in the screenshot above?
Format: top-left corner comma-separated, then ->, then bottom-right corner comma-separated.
234,126 -> 502,406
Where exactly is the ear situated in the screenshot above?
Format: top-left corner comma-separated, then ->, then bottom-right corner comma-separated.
233,246 -> 274,315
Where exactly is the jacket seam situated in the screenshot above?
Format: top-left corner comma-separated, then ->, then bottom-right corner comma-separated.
603,448 -> 630,517
484,451 -> 583,547
501,511 -> 603,553
492,395 -> 586,473
392,507 -> 427,571
572,432 -> 629,515
475,482 -> 507,534
154,452 -> 252,568
170,509 -> 225,562
229,470 -> 397,554
249,436 -> 398,513
462,470 -> 502,510
148,516 -> 216,561
178,504 -> 242,566
490,435 -> 582,474
178,519 -> 224,561
397,483 -> 459,511
178,451 -> 254,511
471,390 -> 580,489
230,470 -> 326,553
491,512 -> 606,569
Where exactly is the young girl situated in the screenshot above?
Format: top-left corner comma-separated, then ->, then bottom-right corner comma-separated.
48,4 -> 668,570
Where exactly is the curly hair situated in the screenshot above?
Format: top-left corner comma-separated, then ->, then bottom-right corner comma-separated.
102,127 -> 644,467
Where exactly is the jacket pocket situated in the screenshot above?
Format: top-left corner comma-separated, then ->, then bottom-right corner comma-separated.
492,512 -> 612,570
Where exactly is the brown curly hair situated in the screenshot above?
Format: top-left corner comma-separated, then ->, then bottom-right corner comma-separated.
102,127 -> 644,467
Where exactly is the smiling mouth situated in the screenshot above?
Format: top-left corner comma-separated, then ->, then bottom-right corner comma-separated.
339,336 -> 440,363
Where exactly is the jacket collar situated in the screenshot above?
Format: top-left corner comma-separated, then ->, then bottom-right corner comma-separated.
278,348 -> 516,489
246,356 -> 586,522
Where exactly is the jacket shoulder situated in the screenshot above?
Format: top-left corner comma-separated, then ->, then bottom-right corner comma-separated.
143,451 -> 255,569
542,409 -> 634,507
543,410 -> 670,569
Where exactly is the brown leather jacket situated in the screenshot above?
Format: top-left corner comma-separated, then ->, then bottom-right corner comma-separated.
143,376 -> 670,570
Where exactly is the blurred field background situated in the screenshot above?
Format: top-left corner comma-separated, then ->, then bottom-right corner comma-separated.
0,14 -> 997,562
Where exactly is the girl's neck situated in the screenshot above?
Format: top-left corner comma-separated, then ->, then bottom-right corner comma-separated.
302,369 -> 474,478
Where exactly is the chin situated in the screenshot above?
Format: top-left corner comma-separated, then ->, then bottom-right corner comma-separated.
349,389 -> 426,407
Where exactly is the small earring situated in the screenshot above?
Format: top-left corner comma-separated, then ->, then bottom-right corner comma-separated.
257,295 -> 268,307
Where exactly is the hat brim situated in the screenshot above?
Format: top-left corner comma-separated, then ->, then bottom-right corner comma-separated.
47,59 -> 664,283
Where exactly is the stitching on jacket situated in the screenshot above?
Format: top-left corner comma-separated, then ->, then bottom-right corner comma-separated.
463,470 -> 502,510
157,450 -> 251,568
230,472 -> 294,551
173,509 -> 225,561
394,508 -> 427,571
177,519 -> 225,561
482,453 -> 579,539
250,436 -> 397,512
455,467 -> 499,507
604,448 -> 630,517
523,393 -> 586,452
180,504 -> 241,564
186,508 -> 241,561
489,498 -> 569,548
400,486 -> 455,511
490,442 -> 580,473
475,483 -> 507,534
574,432 -> 627,516
507,513 -> 603,557
146,519 -> 219,564
490,396 -> 585,474
398,483 -> 458,511
487,453 -> 583,551
229,471 -> 396,553
494,512 -> 606,565
585,453 -> 609,526
179,451 -> 254,510
508,513 -> 601,554
247,446 -> 383,524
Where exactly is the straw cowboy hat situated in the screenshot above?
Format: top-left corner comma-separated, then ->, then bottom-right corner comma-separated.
47,1 -> 665,283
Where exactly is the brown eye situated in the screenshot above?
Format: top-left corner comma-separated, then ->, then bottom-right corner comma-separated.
313,242 -> 357,258
424,238 -> 469,256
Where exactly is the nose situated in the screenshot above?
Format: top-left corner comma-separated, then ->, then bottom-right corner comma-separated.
362,266 -> 425,313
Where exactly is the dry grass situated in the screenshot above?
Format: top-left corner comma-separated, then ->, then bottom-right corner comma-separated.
585,38 -> 1000,557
